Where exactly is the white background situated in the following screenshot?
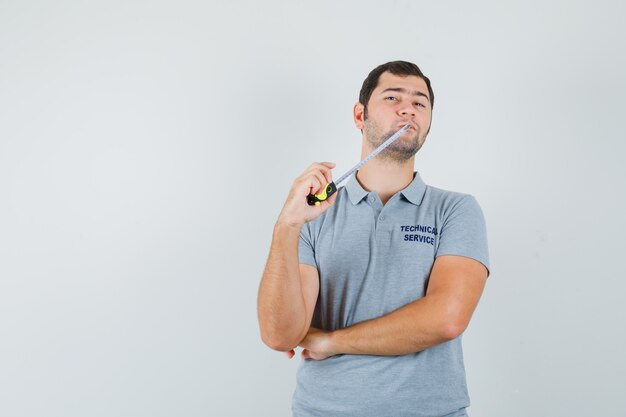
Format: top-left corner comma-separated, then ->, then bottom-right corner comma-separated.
1,1 -> 625,416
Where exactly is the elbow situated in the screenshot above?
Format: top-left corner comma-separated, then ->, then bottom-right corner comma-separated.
262,337 -> 296,352
434,301 -> 471,341
258,312 -> 307,352
260,330 -> 301,352
439,319 -> 468,342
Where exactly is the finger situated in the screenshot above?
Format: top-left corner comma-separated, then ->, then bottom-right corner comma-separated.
301,171 -> 327,197
305,163 -> 334,185
299,164 -> 333,189
301,349 -> 310,360
284,349 -> 295,359
313,172 -> 329,195
319,162 -> 335,184
296,175 -> 322,197
316,162 -> 335,185
307,161 -> 335,172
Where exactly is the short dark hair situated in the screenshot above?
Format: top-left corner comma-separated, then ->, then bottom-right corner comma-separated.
359,61 -> 434,114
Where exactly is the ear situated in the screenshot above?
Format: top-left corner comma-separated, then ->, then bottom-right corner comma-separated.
353,102 -> 365,130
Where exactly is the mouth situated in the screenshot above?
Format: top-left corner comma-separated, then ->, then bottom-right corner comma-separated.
398,121 -> 418,131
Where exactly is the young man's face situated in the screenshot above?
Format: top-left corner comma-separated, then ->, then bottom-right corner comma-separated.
355,71 -> 433,162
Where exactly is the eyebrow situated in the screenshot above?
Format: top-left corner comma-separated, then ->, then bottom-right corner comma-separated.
380,87 -> 430,103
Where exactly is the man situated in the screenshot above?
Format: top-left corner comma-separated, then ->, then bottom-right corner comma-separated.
257,61 -> 490,417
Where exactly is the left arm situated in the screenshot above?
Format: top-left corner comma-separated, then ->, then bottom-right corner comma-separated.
295,255 -> 488,360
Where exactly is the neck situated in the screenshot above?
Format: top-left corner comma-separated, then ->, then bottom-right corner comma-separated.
355,155 -> 415,205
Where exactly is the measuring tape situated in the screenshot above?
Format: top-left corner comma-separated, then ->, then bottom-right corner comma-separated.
307,124 -> 411,206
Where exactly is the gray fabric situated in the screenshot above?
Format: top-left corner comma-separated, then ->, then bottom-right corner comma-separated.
293,171 -> 489,417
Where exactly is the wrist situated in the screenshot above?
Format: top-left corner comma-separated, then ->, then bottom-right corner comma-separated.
275,216 -> 304,231
327,329 -> 343,356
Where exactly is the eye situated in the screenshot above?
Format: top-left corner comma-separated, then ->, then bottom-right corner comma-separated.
385,96 -> 398,101
414,102 -> 426,108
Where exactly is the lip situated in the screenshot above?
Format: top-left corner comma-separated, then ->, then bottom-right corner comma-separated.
398,121 -> 417,131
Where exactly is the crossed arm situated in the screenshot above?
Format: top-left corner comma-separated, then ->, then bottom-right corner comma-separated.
257,223 -> 488,360
289,254 -> 488,360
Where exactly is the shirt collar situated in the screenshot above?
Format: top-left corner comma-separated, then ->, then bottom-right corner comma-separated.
345,171 -> 427,206
345,172 -> 369,205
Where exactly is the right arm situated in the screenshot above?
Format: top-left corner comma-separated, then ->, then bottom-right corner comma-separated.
257,162 -> 337,351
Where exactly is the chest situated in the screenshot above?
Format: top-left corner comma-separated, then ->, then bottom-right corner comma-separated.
314,204 -> 441,305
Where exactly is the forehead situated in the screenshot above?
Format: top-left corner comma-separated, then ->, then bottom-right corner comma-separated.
373,72 -> 429,96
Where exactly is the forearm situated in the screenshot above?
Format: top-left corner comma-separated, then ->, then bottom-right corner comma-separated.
257,222 -> 307,350
298,256 -> 486,359
330,295 -> 462,356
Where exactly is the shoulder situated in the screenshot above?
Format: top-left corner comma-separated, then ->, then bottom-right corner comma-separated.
424,184 -> 481,213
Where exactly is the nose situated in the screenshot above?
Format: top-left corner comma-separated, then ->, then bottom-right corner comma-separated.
397,103 -> 416,118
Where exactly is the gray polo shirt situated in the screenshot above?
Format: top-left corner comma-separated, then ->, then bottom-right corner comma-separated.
293,171 -> 490,417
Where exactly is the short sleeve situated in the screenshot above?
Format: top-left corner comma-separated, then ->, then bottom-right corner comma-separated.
298,223 -> 318,268
435,195 -> 490,276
